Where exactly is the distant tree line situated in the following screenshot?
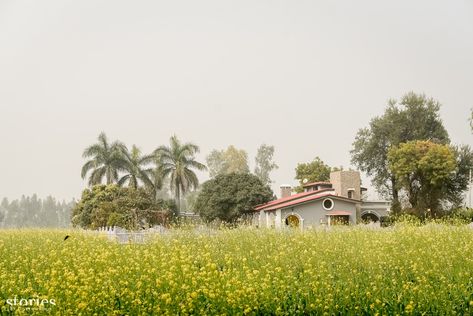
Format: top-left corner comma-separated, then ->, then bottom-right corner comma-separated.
0,195 -> 74,228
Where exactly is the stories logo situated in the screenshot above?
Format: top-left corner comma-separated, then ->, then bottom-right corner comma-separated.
5,296 -> 56,310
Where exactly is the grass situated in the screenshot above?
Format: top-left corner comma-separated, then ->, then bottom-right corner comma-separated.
1,224 -> 473,315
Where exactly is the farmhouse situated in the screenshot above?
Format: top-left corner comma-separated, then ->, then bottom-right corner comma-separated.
254,170 -> 390,229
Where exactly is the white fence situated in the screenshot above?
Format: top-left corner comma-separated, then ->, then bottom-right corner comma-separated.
97,225 -> 168,244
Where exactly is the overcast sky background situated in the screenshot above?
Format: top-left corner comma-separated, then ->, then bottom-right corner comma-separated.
0,0 -> 472,201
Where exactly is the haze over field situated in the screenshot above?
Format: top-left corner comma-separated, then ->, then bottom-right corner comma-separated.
0,0 -> 472,200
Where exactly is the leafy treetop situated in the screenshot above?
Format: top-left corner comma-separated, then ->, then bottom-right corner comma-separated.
388,140 -> 456,217
194,173 -> 273,223
71,184 -> 175,230
294,157 -> 332,193
254,144 -> 278,186
206,146 -> 249,178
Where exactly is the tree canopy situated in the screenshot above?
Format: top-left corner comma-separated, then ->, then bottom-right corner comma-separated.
118,145 -> 155,190
194,173 -> 273,223
294,157 -> 332,193
444,145 -> 473,208
71,184 -> 175,230
206,146 -> 249,178
351,92 -> 450,211
81,132 -> 127,186
254,144 -> 278,186
388,141 -> 456,217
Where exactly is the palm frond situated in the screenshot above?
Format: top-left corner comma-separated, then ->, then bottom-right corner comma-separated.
89,167 -> 106,186
183,168 -> 199,191
118,174 -> 131,187
185,159 -> 207,171
139,153 -> 156,166
82,144 -> 105,159
81,160 -> 96,179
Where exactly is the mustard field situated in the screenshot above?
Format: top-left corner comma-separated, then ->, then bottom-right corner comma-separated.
1,225 -> 473,315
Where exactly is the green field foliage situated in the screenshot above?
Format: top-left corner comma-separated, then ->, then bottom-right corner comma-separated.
1,225 -> 473,315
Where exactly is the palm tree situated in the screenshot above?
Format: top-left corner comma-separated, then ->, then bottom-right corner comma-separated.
155,135 -> 206,214
118,145 -> 155,189
81,132 -> 127,186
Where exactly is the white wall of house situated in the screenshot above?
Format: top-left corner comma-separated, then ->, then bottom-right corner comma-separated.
279,198 -> 357,229
360,201 -> 391,219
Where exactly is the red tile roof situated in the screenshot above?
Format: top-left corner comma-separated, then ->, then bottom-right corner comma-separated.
262,192 -> 336,211
256,191 -> 360,212
254,188 -> 334,211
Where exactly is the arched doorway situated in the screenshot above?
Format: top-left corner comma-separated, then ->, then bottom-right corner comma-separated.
361,212 -> 380,223
285,214 -> 300,228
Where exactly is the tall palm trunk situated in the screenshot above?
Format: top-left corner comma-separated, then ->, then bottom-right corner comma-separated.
176,185 -> 181,215
106,168 -> 113,185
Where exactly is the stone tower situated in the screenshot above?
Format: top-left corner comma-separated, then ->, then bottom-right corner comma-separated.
329,170 -> 361,200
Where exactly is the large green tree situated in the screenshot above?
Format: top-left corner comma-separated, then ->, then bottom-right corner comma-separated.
351,92 -> 450,212
194,173 -> 273,223
71,184 -> 175,230
388,140 -> 456,217
254,144 -> 278,186
206,145 -> 249,178
294,157 -> 332,193
81,132 -> 127,186
155,135 -> 206,213
118,145 -> 155,190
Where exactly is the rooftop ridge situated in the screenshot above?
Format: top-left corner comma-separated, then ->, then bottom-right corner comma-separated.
254,188 -> 335,211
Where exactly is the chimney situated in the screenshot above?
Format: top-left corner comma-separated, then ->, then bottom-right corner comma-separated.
280,184 -> 292,198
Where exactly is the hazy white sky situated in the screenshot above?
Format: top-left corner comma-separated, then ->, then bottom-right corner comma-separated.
0,0 -> 472,201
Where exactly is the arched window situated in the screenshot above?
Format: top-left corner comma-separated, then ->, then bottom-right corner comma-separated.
285,214 -> 300,228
